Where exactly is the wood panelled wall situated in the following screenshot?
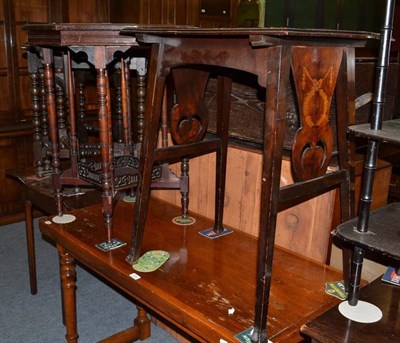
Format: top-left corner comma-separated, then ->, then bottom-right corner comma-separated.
1,0 -> 50,125
0,0 -> 52,224
64,0 -> 110,23
109,0 -> 199,26
108,0 -> 238,27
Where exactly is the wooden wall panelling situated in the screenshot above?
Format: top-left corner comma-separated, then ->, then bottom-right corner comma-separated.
0,0 -> 16,125
138,0 -> 199,25
65,0 -> 110,23
109,0 -> 140,23
0,0 -> 53,223
14,0 -> 49,122
110,0 -> 199,26
152,145 -> 336,263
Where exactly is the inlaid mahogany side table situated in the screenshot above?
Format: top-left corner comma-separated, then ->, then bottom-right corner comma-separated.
121,27 -> 379,342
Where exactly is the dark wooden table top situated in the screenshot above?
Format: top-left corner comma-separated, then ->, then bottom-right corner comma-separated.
122,26 -> 379,39
22,23 -> 195,47
300,276 -> 400,342
23,23 -> 379,49
39,197 -> 343,343
7,168 -> 101,214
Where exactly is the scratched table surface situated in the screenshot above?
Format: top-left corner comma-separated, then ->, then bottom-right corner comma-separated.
40,198 -> 343,342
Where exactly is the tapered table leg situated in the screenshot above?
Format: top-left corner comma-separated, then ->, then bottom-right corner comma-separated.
25,199 -> 37,295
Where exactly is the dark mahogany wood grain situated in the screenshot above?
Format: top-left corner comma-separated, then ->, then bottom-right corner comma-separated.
301,276 -> 400,343
39,198 -> 343,343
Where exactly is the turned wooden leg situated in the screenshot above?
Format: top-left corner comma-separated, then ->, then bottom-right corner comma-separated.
57,244 -> 78,343
134,306 -> 151,340
25,199 -> 37,295
180,158 -> 190,220
97,67 -> 113,243
42,51 -> 63,217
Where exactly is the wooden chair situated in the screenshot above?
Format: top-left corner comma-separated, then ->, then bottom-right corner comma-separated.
334,0 -> 400,319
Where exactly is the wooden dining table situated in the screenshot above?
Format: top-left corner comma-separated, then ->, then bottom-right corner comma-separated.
39,198 -> 345,343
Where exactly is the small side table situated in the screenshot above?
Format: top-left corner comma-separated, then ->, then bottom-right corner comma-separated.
7,167 -> 101,294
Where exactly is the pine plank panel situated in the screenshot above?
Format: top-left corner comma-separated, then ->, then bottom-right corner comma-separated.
240,148 -> 262,236
152,145 -> 336,263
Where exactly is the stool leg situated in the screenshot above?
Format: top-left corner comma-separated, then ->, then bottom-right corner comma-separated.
25,200 -> 37,295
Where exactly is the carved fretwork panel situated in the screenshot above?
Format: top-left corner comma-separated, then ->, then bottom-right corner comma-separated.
290,47 -> 343,181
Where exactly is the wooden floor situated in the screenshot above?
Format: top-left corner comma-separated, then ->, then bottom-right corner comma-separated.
39,197 -> 344,342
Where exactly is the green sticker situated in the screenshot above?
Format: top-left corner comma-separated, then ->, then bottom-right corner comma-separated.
172,215 -> 196,225
132,250 -> 170,272
325,280 -> 348,300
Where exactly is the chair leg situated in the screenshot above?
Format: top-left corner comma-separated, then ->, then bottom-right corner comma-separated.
25,199 -> 37,295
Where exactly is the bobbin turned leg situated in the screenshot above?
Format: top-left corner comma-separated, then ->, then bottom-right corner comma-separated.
42,48 -> 63,217
97,67 -> 114,244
